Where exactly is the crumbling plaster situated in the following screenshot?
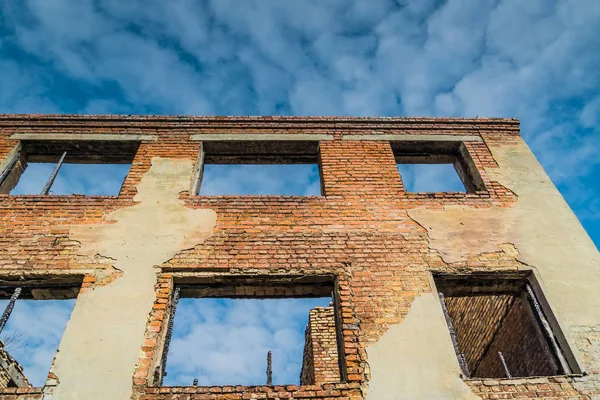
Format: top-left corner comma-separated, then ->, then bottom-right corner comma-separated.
408,138 -> 600,330
367,293 -> 480,400
49,158 -> 216,400
367,137 -> 600,399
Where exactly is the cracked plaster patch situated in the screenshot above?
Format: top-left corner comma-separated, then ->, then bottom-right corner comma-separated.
403,139 -> 600,376
49,158 -> 216,400
366,293 -> 480,400
367,139 -> 600,399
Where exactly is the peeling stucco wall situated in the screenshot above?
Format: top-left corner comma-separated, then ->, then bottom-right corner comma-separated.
366,138 -> 600,398
49,158 -> 216,400
408,138 -> 600,340
367,293 -> 479,400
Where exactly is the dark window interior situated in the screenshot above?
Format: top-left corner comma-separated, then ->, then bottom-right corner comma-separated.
435,275 -> 573,379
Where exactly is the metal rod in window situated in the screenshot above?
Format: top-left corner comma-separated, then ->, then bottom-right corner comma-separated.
40,151 -> 67,195
525,284 -> 571,374
266,350 -> 273,385
0,287 -> 22,334
498,351 -> 512,378
159,286 -> 181,383
438,292 -> 471,378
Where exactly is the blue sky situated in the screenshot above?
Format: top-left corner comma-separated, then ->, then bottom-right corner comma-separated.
0,0 -> 599,387
165,297 -> 331,386
0,299 -> 75,387
11,163 -> 130,195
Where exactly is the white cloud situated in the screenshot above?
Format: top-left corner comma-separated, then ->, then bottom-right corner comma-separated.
0,0 -> 599,386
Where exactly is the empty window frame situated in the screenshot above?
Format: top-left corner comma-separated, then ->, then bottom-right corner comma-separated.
193,141 -> 323,196
392,141 -> 485,193
435,274 -> 576,379
0,140 -> 139,196
0,277 -> 81,388
156,276 -> 342,387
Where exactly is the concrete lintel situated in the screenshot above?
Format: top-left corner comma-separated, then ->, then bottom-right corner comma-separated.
190,134 -> 334,141
0,142 -> 21,174
9,133 -> 157,141
342,134 -> 482,142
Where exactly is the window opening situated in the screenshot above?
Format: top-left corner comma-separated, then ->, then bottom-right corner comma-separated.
0,140 -> 138,196
392,141 -> 484,193
397,164 -> 466,192
158,276 -> 341,387
0,280 -> 80,387
435,275 -> 574,379
195,141 -> 322,196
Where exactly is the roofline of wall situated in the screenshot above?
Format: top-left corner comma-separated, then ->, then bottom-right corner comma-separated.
0,114 -> 520,128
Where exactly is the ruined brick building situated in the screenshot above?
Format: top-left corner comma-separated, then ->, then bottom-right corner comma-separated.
0,114 -> 598,399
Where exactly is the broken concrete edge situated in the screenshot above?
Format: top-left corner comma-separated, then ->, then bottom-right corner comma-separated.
190,133 -> 335,141
0,142 -> 23,194
0,142 -> 21,177
0,268 -> 112,283
189,146 -> 204,196
8,133 -> 158,141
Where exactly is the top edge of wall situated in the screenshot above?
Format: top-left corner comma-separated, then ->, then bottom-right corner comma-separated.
0,114 -> 520,125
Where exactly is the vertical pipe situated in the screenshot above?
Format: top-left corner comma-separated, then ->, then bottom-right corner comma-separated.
40,151 -> 67,195
266,350 -> 273,385
0,287 -> 22,335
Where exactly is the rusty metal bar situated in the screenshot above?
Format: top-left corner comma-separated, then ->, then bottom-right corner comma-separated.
40,151 -> 67,195
438,292 -> 471,378
0,287 -> 22,335
266,350 -> 273,385
498,352 -> 512,378
525,284 -> 571,374
159,286 -> 181,383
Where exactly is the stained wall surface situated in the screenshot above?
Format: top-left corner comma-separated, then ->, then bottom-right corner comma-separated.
0,115 -> 597,400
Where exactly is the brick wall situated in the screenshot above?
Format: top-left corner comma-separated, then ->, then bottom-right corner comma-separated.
0,115 -> 597,399
301,306 -> 340,385
0,342 -> 30,389
444,293 -> 560,378
475,298 -> 558,378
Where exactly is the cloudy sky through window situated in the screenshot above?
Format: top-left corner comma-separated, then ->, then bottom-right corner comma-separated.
1,0 -> 599,388
164,297 -> 332,386
0,299 -> 75,387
